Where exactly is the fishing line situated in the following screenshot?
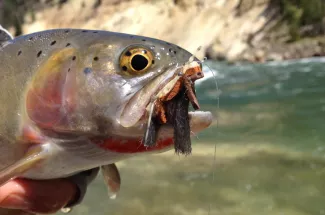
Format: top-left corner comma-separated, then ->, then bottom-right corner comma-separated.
185,45 -> 220,214
143,99 -> 156,145
194,58 -> 220,215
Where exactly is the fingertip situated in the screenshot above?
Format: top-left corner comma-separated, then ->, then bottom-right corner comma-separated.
0,180 -> 30,210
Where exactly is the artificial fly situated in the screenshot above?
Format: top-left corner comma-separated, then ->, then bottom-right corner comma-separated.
143,45 -> 219,156
143,59 -> 203,155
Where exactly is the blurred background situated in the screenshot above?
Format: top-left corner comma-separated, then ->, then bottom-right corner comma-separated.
1,0 -> 325,214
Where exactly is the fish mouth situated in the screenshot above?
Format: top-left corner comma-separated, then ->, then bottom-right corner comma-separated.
119,61 -> 213,154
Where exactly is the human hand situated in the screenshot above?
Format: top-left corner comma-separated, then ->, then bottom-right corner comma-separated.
0,178 -> 77,214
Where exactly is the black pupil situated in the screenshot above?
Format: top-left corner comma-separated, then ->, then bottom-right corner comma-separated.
131,55 -> 148,71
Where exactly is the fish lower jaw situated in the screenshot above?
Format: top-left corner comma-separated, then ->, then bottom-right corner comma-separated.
90,111 -> 212,154
157,111 -> 213,138
129,110 -> 212,137
112,110 -> 212,138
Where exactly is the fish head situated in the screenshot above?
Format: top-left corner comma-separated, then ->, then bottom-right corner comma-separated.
75,34 -> 195,131
24,30 -> 212,149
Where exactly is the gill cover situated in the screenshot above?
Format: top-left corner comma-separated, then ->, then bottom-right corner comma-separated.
25,48 -> 78,130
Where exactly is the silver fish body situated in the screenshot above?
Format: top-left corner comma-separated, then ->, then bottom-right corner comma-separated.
0,29 -> 212,184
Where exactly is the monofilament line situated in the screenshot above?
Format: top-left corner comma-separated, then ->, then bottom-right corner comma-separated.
144,100 -> 156,145
205,62 -> 220,215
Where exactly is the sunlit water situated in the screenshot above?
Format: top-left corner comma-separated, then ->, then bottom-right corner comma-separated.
64,58 -> 325,215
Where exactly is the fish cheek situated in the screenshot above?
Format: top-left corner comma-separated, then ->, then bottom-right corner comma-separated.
24,48 -> 79,131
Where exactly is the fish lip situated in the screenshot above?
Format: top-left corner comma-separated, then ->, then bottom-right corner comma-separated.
156,111 -> 213,138
106,111 -> 213,139
119,65 -> 182,127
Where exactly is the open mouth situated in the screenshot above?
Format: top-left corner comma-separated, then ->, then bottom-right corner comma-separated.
142,61 -> 210,155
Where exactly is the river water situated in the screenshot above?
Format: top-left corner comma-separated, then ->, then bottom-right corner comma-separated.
65,58 -> 325,215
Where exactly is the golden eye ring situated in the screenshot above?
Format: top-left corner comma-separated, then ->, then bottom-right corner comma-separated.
120,47 -> 154,74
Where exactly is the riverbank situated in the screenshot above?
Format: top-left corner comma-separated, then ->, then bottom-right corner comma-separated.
1,0 -> 324,63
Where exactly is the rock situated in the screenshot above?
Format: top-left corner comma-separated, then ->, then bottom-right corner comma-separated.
241,52 -> 255,62
3,0 -> 325,63
266,53 -> 283,61
205,44 -> 227,61
254,49 -> 265,62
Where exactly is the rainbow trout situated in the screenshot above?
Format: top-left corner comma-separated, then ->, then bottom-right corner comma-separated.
0,26 -> 212,202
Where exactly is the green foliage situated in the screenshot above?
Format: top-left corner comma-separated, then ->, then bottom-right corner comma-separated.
2,0 -> 27,36
1,0 -> 53,36
279,0 -> 325,41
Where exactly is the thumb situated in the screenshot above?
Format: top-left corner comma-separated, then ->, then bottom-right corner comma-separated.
0,178 -> 77,214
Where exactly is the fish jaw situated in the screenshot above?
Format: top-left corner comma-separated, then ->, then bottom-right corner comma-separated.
92,111 -> 213,154
118,65 -> 181,128
95,61 -> 213,154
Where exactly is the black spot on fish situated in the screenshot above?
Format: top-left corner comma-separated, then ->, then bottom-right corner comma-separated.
142,50 -> 147,54
173,50 -> 177,54
84,67 -> 92,74
122,66 -> 127,71
68,68 -> 71,72
50,41 -> 56,46
152,60 -> 155,64
82,30 -> 88,33
169,48 -> 173,52
93,56 -> 99,61
28,37 -> 33,41
64,30 -> 70,33
93,31 -> 98,33
72,56 -> 76,61
125,51 -> 132,56
37,51 -> 42,57
17,50 -> 22,56
142,39 -> 146,42
66,43 -> 71,47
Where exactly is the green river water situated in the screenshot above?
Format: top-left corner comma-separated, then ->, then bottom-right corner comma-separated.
64,58 -> 325,215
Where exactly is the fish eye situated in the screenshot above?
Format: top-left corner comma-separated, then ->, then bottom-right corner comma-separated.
120,47 -> 154,74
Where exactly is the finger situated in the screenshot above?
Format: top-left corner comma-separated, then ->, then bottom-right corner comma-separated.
0,178 -> 77,214
0,208 -> 34,215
